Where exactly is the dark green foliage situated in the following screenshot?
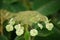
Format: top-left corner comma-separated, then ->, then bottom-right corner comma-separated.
14,36 -> 25,40
0,35 -> 8,40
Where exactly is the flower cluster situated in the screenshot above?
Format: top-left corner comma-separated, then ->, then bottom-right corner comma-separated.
14,24 -> 24,36
37,20 -> 54,31
6,18 -> 15,32
5,17 -> 54,37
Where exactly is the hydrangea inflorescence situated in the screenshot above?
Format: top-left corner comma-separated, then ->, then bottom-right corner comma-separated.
5,11 -> 54,37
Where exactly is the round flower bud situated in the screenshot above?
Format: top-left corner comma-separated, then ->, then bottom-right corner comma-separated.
38,23 -> 43,29
14,24 -> 21,30
16,29 -> 24,36
9,18 -> 15,25
19,26 -> 24,30
46,23 -> 54,31
14,24 -> 24,30
6,24 -> 13,32
30,29 -> 38,36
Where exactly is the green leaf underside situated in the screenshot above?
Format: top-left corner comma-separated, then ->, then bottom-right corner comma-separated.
24,31 -> 30,40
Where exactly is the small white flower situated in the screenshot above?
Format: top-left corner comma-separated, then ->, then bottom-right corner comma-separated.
14,24 -> 24,30
6,24 -> 14,32
30,29 -> 38,36
16,29 -> 24,36
19,27 -> 24,30
9,18 -> 15,25
14,24 -> 21,30
38,23 -> 43,29
46,23 -> 54,31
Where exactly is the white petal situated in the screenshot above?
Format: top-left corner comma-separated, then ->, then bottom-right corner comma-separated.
38,23 -> 43,29
9,18 -> 15,25
30,29 -> 38,36
16,29 -> 24,36
6,24 -> 13,32
14,24 -> 21,30
46,23 -> 54,31
20,27 -> 24,30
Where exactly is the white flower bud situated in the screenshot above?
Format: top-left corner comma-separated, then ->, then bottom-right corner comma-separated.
46,23 -> 54,31
19,27 -> 24,30
30,29 -> 38,36
16,29 -> 24,36
6,24 -> 13,32
14,24 -> 24,30
14,24 -> 21,30
38,23 -> 43,29
9,18 -> 15,25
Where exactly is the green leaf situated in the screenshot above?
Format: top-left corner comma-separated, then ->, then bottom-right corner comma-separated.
0,0 -> 2,9
37,0 -> 60,15
24,30 -> 30,40
32,0 -> 52,10
2,2 -> 26,12
0,35 -> 8,40
51,14 -> 60,34
3,0 -> 17,4
14,36 -> 25,40
32,0 -> 60,15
